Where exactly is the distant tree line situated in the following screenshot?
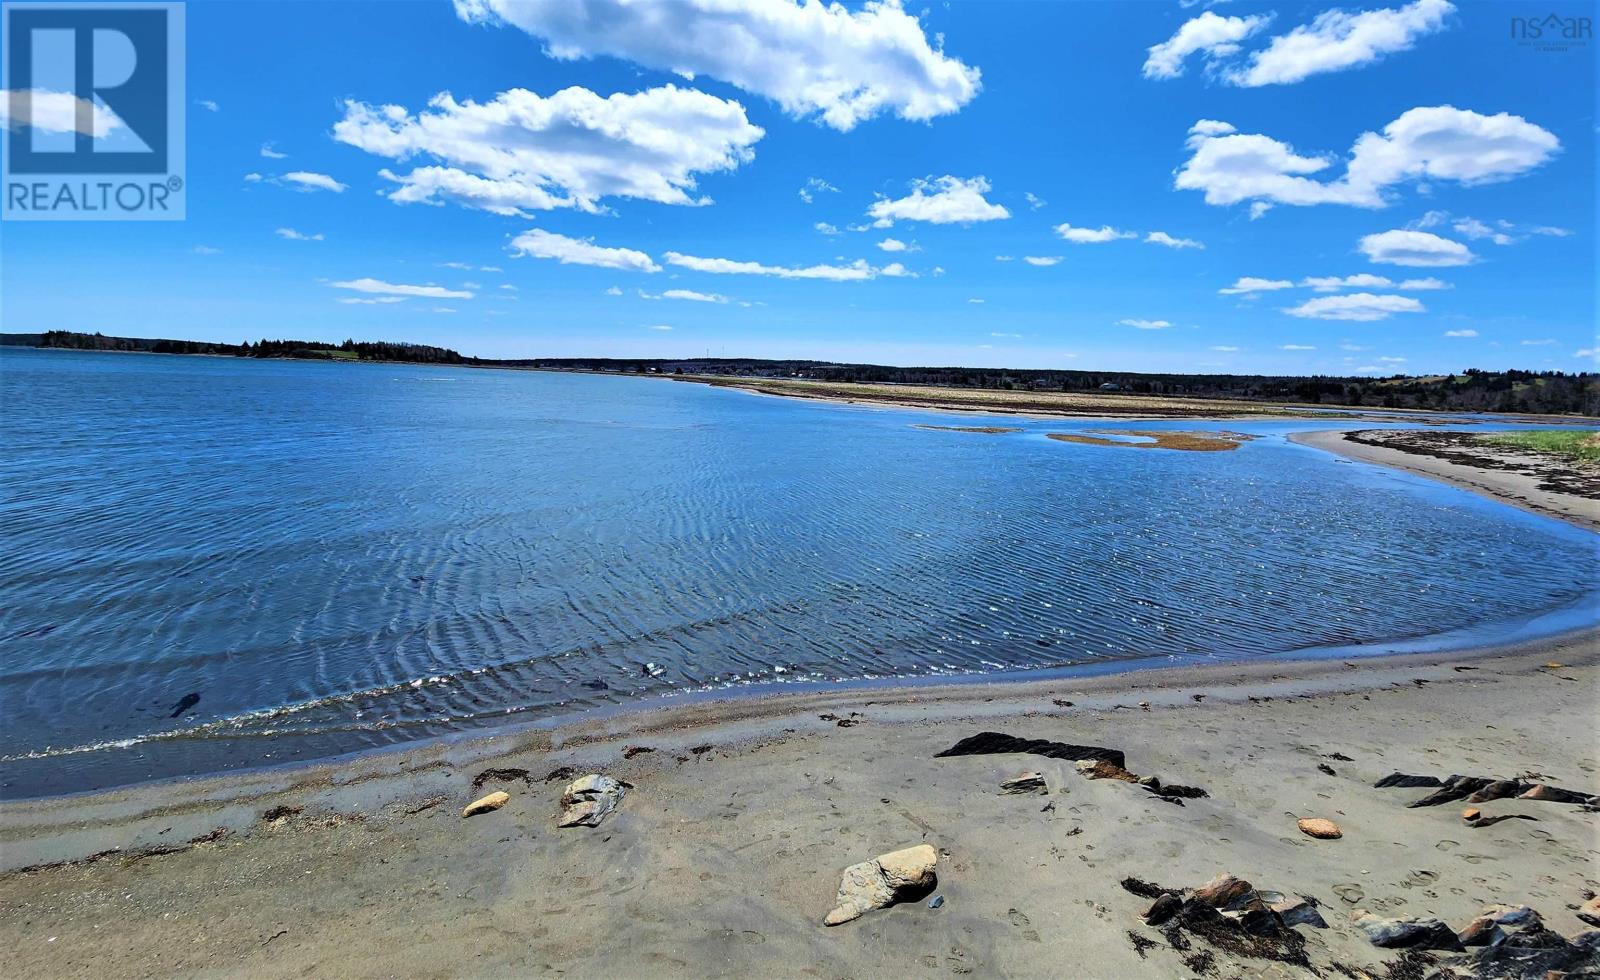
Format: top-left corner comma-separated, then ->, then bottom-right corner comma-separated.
510,357 -> 1600,417
21,330 -> 463,365
8,333 -> 1594,416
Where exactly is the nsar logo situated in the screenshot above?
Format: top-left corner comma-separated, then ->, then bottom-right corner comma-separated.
3,2 -> 186,221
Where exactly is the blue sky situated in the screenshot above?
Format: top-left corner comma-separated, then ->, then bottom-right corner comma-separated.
1,0 -> 1594,374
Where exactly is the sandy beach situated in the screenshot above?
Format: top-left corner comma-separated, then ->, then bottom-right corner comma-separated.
1291,429 -> 1600,532
2,633 -> 1597,979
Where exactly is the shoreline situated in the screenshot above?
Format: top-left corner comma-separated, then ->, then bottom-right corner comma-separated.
2,632 -> 1596,977
1290,428 -> 1600,531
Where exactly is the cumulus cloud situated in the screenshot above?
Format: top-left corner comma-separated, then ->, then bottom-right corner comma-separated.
1359,229 -> 1475,266
1443,329 -> 1478,337
1119,318 -> 1172,330
1226,0 -> 1454,87
275,227 -> 324,241
1177,106 -> 1559,211
196,99 -> 219,112
1143,12 -> 1273,80
878,262 -> 917,277
1024,192 -> 1046,210
334,85 -> 762,216
330,278 -> 474,299
815,222 -> 840,235
260,142 -> 288,159
1219,276 -> 1294,295
1300,273 -> 1393,291
1054,222 -> 1136,244
664,251 -> 876,281
868,175 -> 1009,227
1283,292 -> 1425,320
1399,277 -> 1449,289
1023,256 -> 1062,266
0,89 -> 123,136
282,171 -> 347,193
454,0 -> 980,131
1145,231 -> 1204,249
661,289 -> 728,303
510,228 -> 661,272
877,238 -> 915,252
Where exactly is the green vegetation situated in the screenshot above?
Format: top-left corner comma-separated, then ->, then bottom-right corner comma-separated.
1478,429 -> 1600,463
15,330 -> 463,365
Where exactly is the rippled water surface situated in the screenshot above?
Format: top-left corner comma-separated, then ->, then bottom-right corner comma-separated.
2,348 -> 1596,796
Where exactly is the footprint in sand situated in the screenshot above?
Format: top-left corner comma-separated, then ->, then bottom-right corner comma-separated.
1334,883 -> 1365,904
1436,839 -> 1460,852
1008,909 -> 1041,943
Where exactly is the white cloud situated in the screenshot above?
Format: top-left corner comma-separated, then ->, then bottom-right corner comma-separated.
510,228 -> 661,273
282,171 -> 347,193
969,299 -> 986,304
1530,225 -> 1572,237
337,297 -> 407,305
1399,277 -> 1449,290
330,278 -> 474,299
1283,292 -> 1425,320
1143,12 -> 1273,80
994,255 -> 1014,262
1119,318 -> 1172,330
877,237 -> 915,252
798,177 -> 838,204
1575,348 -> 1596,359
1443,329 -> 1478,337
1300,273 -> 1393,291
1054,222 -> 1136,244
1218,276 -> 1293,295
334,85 -> 762,216
0,89 -> 122,137
604,286 -> 623,296
1177,106 -> 1559,210
243,172 -> 263,183
661,288 -> 729,303
815,222 -> 840,235
1451,216 -> 1512,244
869,175 -> 1009,227
991,331 -> 1021,337
648,324 -> 673,331
260,141 -> 288,159
433,307 -> 458,314
1520,339 -> 1557,346
1145,230 -> 1204,249
1359,229 -> 1475,266
664,251 -> 875,281
191,245 -> 222,255
1280,344 -> 1317,350
197,99 -> 219,113
1225,0 -> 1455,87
1378,356 -> 1407,363
500,284 -> 518,291
454,0 -> 981,132
1024,192 -> 1046,210
1210,345 -> 1242,352
1023,256 -> 1062,266
878,262 -> 917,277
275,227 -> 324,242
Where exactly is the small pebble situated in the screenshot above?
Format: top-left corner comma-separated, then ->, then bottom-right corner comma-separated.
928,895 -> 945,909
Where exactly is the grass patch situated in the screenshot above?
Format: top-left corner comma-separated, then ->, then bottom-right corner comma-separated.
1477,429 -> 1600,463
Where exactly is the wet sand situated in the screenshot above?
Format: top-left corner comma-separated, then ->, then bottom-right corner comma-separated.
2,634 -> 1597,979
1292,428 -> 1600,531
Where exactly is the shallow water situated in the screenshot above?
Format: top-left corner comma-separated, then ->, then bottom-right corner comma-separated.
1,348 -> 1596,797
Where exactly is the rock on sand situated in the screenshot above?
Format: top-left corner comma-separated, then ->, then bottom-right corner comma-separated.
823,844 -> 938,926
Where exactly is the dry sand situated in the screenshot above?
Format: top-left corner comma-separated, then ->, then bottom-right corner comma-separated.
2,635 -> 1597,979
1291,429 -> 1600,532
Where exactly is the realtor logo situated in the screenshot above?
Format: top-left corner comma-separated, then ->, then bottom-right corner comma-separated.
3,2 -> 186,220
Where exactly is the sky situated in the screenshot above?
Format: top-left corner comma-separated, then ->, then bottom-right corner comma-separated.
1,0 -> 1595,375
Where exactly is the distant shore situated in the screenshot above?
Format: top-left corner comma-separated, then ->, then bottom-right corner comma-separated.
2,633 -> 1596,978
1291,428 -> 1600,531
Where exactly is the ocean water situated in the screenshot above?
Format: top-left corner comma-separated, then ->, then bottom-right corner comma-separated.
1,347 -> 1596,797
